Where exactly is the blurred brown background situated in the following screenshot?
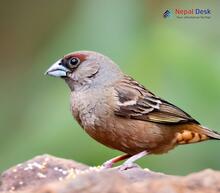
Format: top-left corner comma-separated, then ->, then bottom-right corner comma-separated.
0,0 -> 220,175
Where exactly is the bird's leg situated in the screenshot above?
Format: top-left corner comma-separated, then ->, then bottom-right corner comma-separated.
119,150 -> 149,171
102,154 -> 131,168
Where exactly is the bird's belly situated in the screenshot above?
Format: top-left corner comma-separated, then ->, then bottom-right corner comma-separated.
71,92 -> 177,155
84,116 -> 177,155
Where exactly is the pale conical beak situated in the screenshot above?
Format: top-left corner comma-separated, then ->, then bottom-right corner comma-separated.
45,60 -> 70,77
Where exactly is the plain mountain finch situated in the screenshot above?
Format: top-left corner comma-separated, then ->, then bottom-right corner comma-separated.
45,51 -> 220,169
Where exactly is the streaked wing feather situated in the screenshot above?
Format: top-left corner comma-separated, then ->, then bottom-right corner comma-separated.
114,76 -> 199,124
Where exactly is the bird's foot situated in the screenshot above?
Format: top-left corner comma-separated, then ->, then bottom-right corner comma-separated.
101,160 -> 114,169
101,154 -> 131,169
119,163 -> 140,171
118,150 -> 148,171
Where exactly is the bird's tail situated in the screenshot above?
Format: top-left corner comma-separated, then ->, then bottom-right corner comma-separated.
200,125 -> 220,140
176,123 -> 220,145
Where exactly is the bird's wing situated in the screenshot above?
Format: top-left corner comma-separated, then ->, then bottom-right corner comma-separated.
114,76 -> 199,124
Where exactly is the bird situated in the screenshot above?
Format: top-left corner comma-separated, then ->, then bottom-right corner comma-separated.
45,50 -> 220,170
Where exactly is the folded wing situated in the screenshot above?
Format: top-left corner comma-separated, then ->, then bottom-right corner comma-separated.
114,76 -> 199,124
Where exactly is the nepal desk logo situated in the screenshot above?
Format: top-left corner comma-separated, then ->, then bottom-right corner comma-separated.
163,10 -> 172,18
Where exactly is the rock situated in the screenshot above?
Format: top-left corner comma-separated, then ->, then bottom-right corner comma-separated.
0,154 -> 88,192
0,155 -> 220,193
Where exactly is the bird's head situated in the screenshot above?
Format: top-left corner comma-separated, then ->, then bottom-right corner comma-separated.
45,51 -> 122,91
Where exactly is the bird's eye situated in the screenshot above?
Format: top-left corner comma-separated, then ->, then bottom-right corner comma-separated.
68,57 -> 80,69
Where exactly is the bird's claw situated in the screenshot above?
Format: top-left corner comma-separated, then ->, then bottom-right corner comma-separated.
101,160 -> 114,169
119,163 -> 139,171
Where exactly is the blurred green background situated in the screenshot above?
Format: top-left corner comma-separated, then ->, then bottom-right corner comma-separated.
0,0 -> 220,175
